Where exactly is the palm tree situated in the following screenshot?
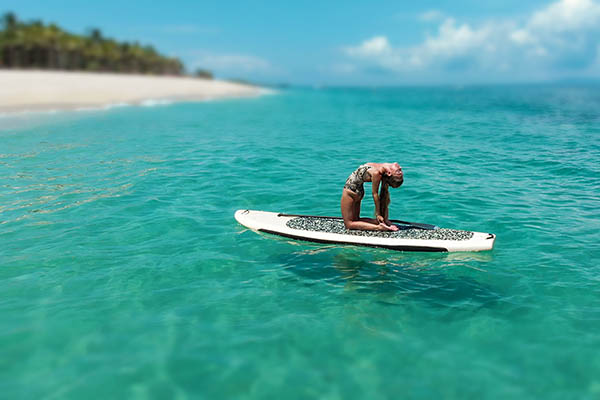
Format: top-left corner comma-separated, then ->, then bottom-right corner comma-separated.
1,13 -> 190,76
2,12 -> 17,31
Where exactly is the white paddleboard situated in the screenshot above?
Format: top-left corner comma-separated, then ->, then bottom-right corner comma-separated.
235,210 -> 496,252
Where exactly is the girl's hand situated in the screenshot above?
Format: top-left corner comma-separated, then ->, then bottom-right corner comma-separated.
377,215 -> 399,231
385,221 -> 399,231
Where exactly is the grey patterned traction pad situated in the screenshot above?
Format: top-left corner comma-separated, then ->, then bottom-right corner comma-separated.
286,217 -> 474,241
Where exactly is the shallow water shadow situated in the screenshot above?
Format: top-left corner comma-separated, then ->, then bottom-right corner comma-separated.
272,247 -> 503,313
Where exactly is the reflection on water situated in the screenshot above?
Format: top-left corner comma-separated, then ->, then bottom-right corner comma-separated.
274,246 -> 502,312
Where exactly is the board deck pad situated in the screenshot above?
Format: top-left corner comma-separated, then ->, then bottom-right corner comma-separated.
286,216 -> 474,241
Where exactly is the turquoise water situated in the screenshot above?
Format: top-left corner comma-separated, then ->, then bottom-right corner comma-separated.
1,86 -> 599,399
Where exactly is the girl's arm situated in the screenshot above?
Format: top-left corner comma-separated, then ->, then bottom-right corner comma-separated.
371,166 -> 398,231
370,169 -> 385,222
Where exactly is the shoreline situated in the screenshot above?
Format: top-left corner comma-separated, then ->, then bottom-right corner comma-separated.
0,70 -> 266,114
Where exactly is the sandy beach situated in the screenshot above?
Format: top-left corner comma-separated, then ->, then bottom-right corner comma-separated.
0,70 -> 263,113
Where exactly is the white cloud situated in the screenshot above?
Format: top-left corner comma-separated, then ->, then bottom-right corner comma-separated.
421,18 -> 490,59
419,10 -> 445,22
529,0 -> 600,31
345,36 -> 392,57
343,0 -> 600,80
345,19 -> 501,71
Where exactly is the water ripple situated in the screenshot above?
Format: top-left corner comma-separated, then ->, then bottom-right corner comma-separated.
2,87 -> 600,399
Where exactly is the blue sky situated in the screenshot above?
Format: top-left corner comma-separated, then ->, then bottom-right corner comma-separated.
4,0 -> 600,85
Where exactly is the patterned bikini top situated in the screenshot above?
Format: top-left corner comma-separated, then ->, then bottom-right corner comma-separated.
344,164 -> 372,193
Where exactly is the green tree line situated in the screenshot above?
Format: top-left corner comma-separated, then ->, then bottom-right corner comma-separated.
0,12 -> 188,75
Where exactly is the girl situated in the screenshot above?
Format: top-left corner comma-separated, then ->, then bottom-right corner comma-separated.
341,162 -> 404,231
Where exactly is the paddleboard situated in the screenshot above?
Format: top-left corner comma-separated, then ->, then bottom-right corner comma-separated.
235,210 -> 496,252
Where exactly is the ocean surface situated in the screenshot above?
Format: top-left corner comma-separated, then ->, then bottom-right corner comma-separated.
1,86 -> 599,399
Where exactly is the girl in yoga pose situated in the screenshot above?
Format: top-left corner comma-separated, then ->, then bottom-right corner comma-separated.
341,162 -> 404,231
